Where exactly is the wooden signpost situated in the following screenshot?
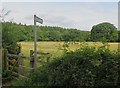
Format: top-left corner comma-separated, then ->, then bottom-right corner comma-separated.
34,15 -> 43,69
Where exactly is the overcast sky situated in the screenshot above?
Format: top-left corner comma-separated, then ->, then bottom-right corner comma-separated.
2,2 -> 118,31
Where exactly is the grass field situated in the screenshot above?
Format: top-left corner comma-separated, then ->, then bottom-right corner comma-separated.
17,41 -> 119,69
18,42 -> 119,57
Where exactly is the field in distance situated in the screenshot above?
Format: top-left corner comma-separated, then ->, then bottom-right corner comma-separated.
18,42 -> 119,57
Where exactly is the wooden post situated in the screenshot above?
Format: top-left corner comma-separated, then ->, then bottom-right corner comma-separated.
18,53 -> 23,75
18,44 -> 21,54
34,15 -> 37,69
30,50 -> 34,72
2,49 -> 4,70
3,49 -> 8,70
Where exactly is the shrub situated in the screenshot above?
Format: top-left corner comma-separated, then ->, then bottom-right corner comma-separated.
2,70 -> 13,83
11,46 -> 119,87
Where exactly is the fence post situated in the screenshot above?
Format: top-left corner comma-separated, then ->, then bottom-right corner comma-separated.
30,50 -> 34,72
2,49 -> 4,70
18,44 -> 21,54
3,49 -> 8,70
18,53 -> 23,75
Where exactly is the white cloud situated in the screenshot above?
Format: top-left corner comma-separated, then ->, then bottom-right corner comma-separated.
2,2 -> 118,30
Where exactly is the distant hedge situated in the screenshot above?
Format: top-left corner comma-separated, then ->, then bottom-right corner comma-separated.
11,45 -> 119,87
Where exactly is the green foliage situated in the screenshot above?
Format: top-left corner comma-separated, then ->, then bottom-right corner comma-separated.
118,30 -> 120,42
2,22 -> 90,42
2,22 -> 21,84
0,23 -> 2,48
11,45 -> 119,87
62,42 -> 70,52
2,70 -> 13,83
3,22 -> 119,43
2,22 -> 22,54
91,22 -> 118,42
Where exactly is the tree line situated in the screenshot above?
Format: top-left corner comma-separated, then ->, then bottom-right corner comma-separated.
2,22 -> 90,43
2,22 -> 119,49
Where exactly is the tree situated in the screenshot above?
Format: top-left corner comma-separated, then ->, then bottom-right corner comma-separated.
2,22 -> 21,54
118,30 -> 120,42
91,22 -> 118,42
48,31 -> 61,41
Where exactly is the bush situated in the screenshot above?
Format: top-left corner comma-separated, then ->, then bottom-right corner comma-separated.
11,46 -> 119,87
2,70 -> 13,83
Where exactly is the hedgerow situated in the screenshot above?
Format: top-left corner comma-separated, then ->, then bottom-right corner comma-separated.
11,46 -> 119,88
